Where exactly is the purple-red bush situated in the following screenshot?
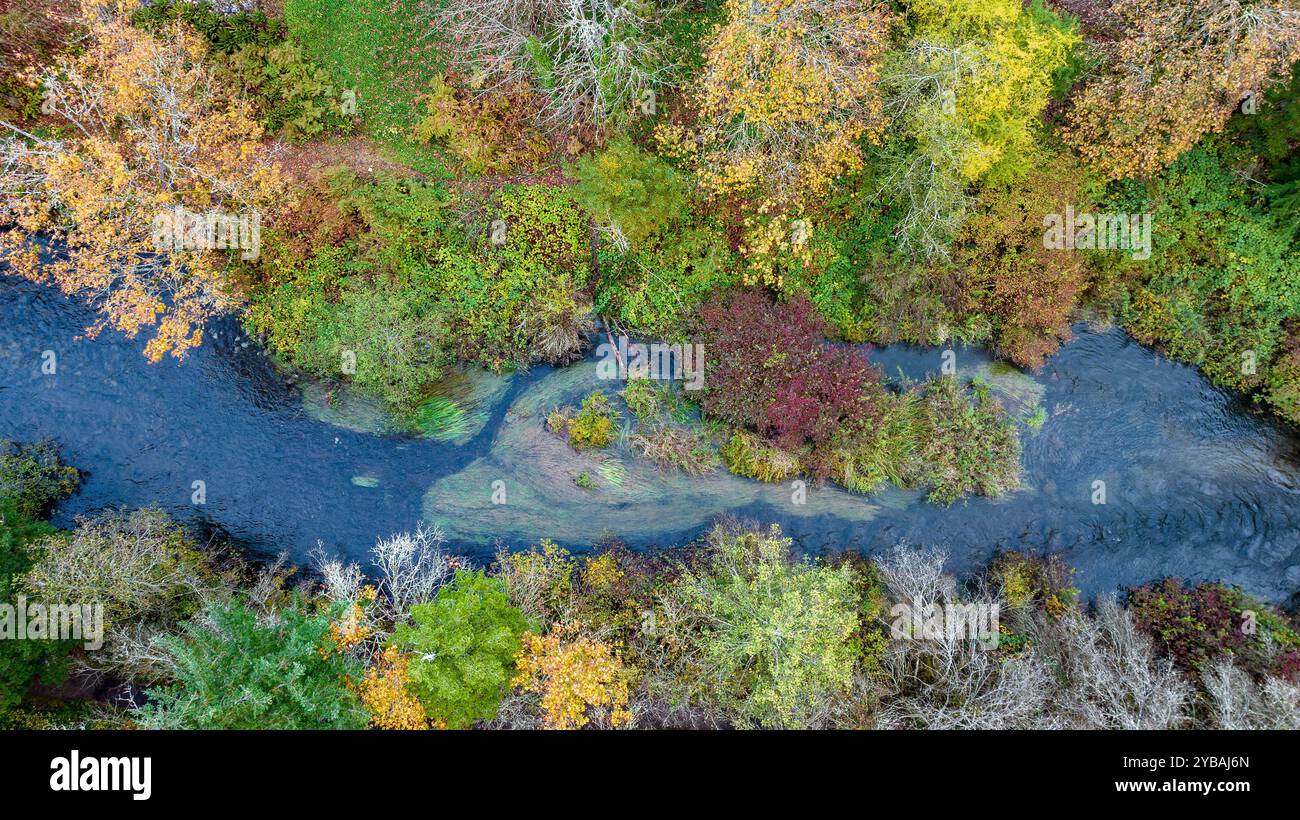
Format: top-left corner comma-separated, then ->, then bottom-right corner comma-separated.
696,289 -> 878,454
1126,579 -> 1251,672
1276,648 -> 1300,684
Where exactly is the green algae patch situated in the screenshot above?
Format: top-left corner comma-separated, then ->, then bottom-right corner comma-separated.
301,367 -> 512,442
412,368 -> 514,444
302,381 -> 398,435
969,360 -> 1045,421
421,360 -> 883,545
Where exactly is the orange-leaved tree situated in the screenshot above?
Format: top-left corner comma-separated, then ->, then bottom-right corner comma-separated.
0,0 -> 283,361
1065,0 -> 1300,181
357,647 -> 440,730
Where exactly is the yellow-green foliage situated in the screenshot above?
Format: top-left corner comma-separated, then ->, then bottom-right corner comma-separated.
826,378 -> 1022,502
675,523 -> 861,728
619,378 -> 661,421
999,562 -> 1034,609
495,539 -> 577,624
568,391 -> 618,450
494,185 -> 589,273
411,74 -> 550,175
904,0 -> 1078,185
570,137 -> 687,249
719,429 -> 800,482
827,390 -> 921,494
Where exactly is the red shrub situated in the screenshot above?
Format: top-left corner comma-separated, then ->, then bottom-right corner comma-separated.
1275,648 -> 1300,683
1126,579 -> 1250,672
697,289 -> 878,453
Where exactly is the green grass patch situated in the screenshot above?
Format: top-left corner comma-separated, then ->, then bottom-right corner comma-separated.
284,0 -> 442,141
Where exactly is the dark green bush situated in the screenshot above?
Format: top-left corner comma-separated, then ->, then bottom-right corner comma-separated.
141,598 -> 368,729
0,440 -> 79,522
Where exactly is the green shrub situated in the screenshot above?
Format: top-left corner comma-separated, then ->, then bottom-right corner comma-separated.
0,440 -> 79,520
568,391 -> 618,450
493,185 -> 588,273
812,183 -> 958,346
390,570 -> 531,729
619,378 -> 662,420
295,281 -> 451,412
135,1 -> 350,141
571,137 -> 687,249
1118,144 -> 1300,400
719,430 -> 800,483
222,40 -> 354,141
595,220 -> 739,341
140,598 -> 368,729
132,0 -> 283,53
674,523 -> 861,728
0,499 -> 72,714
244,168 -> 451,372
914,377 -> 1022,504
247,173 -> 593,409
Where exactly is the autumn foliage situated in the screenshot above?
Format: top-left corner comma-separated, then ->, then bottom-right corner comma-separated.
696,289 -> 878,455
512,622 -> 632,730
358,647 -> 437,730
1065,0 -> 1300,180
956,152 -> 1095,368
658,0 -> 893,214
0,1 -> 283,361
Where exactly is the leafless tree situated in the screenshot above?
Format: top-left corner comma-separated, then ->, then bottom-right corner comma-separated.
873,545 -> 1054,729
93,621 -> 178,686
875,544 -> 955,608
428,0 -> 673,127
312,525 -> 453,618
1205,661 -> 1300,729
1031,595 -> 1191,729
371,523 -> 454,620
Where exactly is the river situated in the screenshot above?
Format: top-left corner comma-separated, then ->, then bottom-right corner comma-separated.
4,275 -> 1299,601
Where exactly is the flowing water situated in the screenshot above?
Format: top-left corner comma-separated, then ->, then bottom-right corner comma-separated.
4,275 -> 1300,601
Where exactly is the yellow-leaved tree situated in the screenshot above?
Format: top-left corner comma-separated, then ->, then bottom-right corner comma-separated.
0,0 -> 283,361
659,0 -> 893,215
512,622 -> 632,730
878,0 -> 1078,257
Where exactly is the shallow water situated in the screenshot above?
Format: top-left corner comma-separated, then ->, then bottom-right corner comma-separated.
4,275 -> 1300,601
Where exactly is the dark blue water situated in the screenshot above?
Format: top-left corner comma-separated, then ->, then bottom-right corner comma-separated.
4,275 -> 1300,601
